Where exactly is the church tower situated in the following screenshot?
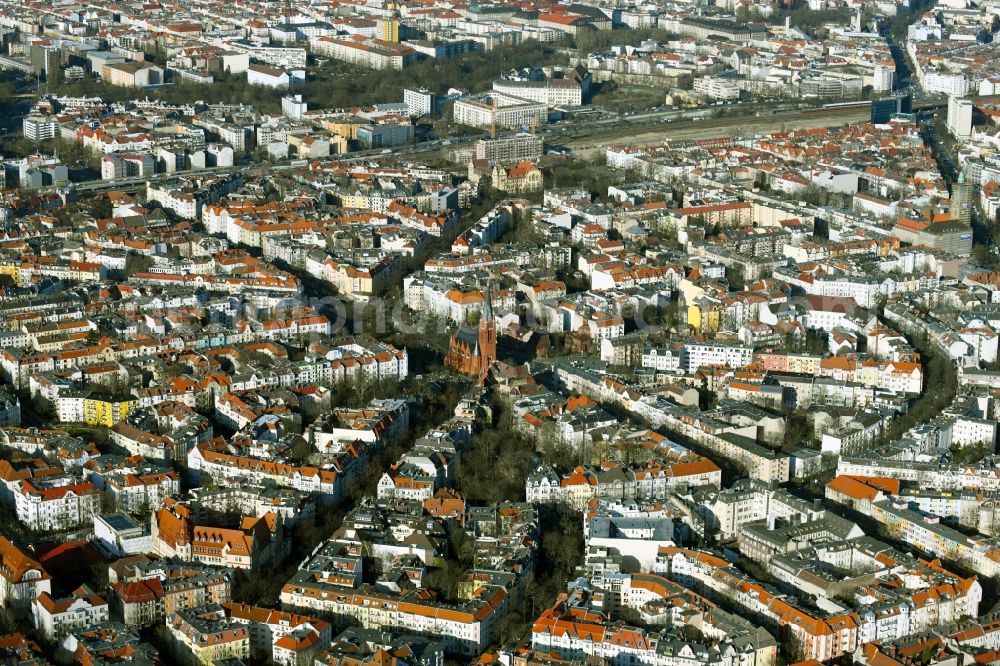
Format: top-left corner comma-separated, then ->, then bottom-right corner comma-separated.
478,283 -> 497,378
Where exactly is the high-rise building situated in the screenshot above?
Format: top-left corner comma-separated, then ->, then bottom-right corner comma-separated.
873,64 -> 895,93
403,88 -> 436,117
952,172 -> 973,225
29,45 -> 60,82
871,94 -> 911,124
377,17 -> 398,42
23,115 -> 58,141
281,94 -> 307,120
378,2 -> 400,43
947,96 -> 973,139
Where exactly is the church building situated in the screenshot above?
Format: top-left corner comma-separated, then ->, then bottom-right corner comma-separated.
445,286 -> 497,380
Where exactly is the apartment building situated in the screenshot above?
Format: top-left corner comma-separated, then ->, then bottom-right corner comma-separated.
676,17 -> 767,40
105,471 -> 180,515
308,398 -> 409,455
15,479 -> 100,531
62,622 -> 158,663
526,455 -> 721,510
921,70 -> 969,96
192,117 -> 253,152
657,549 -> 858,661
153,503 -> 283,571
947,95 -> 973,139
32,585 -> 108,637
188,444 -> 344,498
376,462 -> 438,501
403,87 -> 436,116
273,624 -> 330,665
890,218 -> 972,256
146,173 -> 244,220
311,35 -> 419,70
681,341 -> 754,373
314,253 -> 401,301
102,61 -> 163,87
83,394 -> 138,427
949,414 -> 998,446
23,115 -> 59,141
109,423 -> 183,463
655,408 -> 790,484
693,76 -> 741,100
280,581 -> 506,656
474,133 -> 543,163
870,500 -> 1000,578
247,63 -> 305,88
14,258 -> 104,287
101,153 -> 155,180
112,563 -> 232,627
223,603 -> 332,663
168,604 -> 250,665
320,341 -> 409,384
531,588 -> 777,666
453,93 -> 547,130
836,457 -> 1000,492
0,535 -> 51,614
491,78 -> 583,107
222,40 -> 307,68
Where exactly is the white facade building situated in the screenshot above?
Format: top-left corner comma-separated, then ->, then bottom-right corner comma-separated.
453,93 -> 547,130
15,480 -> 101,531
32,586 -> 109,637
947,96 -> 973,139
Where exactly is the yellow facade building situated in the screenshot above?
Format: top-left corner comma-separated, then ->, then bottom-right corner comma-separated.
83,394 -> 137,427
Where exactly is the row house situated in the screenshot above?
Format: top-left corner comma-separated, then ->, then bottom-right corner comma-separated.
870,499 -> 1000,578
280,581 -> 507,657
105,471 -> 180,515
530,590 -> 777,666
309,398 -> 409,455
111,563 -> 232,627
168,604 -> 250,665
153,503 -> 284,571
223,603 -> 332,663
0,535 -> 51,615
526,456 -> 722,510
313,341 -> 409,384
656,409 -> 790,484
15,479 -> 100,531
656,550 -> 857,662
109,422 -> 184,463
188,444 -> 345,500
31,585 -> 109,638
837,456 -> 1000,492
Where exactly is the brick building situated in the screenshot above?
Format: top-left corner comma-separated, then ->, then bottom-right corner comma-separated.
445,286 -> 497,380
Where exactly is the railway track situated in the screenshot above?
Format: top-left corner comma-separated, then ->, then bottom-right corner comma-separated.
562,105 -> 875,157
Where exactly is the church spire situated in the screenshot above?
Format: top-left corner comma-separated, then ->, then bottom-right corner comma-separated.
482,281 -> 494,324
477,280 -> 497,381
